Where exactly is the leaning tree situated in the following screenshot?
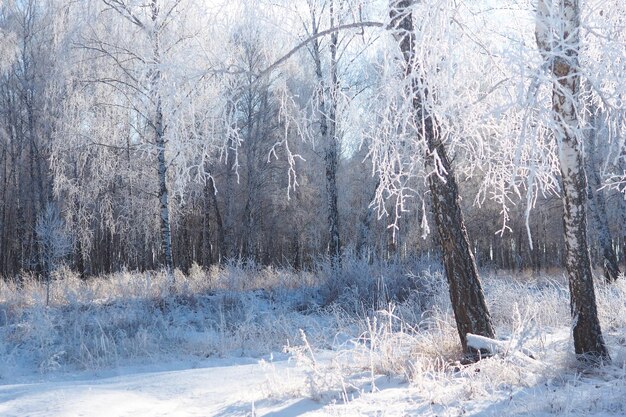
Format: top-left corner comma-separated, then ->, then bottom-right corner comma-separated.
365,0 -> 495,356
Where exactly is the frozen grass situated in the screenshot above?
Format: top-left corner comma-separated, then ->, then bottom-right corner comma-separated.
0,262 -> 328,378
0,257 -> 436,378
287,271 -> 626,416
1,261 -> 625,416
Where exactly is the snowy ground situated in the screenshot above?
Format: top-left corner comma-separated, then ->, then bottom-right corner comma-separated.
2,333 -> 625,417
1,265 -> 626,416
0,356 -> 310,417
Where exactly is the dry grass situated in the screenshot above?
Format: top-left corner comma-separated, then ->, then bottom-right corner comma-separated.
2,261 -> 625,417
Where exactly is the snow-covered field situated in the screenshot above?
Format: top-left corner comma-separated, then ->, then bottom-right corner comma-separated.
1,262 -> 625,416
0,356 -> 312,416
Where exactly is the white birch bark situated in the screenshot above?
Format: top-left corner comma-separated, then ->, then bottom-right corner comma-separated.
536,0 -> 609,362
149,0 -> 173,274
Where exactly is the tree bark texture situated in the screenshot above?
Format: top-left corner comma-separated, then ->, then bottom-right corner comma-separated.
155,98 -> 173,272
390,0 -> 495,354
151,0 -> 173,273
587,112 -> 620,282
310,1 -> 341,266
536,0 -> 609,361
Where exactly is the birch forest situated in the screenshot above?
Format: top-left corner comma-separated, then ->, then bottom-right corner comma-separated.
1,0 -> 626,407
0,0 -> 622,276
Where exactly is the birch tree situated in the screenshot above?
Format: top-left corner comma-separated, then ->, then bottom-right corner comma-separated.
305,0 -> 342,266
375,0 -> 495,356
535,0 -> 609,362
52,0 -> 224,275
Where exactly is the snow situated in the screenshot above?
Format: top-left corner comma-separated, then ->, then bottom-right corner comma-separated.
466,333 -> 536,360
2,330 -> 625,417
0,357 -> 301,417
1,269 -> 626,416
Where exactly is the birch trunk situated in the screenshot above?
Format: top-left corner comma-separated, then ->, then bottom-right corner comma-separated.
536,0 -> 609,361
155,97 -> 173,273
587,112 -> 620,282
326,0 -> 341,265
151,0 -> 173,274
310,1 -> 341,267
390,0 -> 494,355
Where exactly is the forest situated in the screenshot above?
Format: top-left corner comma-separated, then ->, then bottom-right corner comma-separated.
0,0 -> 626,415
0,0 -> 623,277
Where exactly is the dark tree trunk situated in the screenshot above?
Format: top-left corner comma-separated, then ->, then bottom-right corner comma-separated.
202,181 -> 213,267
390,0 -> 494,355
203,172 -> 224,264
426,143 -> 496,352
212,186 -> 225,264
223,133 -> 237,261
356,180 -> 379,258
586,112 -> 620,282
310,2 -> 341,268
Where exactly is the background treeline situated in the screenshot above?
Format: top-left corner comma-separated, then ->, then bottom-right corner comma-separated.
0,0 -> 624,279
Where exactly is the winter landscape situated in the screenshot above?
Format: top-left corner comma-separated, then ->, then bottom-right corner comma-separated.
1,0 -> 626,416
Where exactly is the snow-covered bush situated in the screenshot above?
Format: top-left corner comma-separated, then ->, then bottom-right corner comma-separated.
0,266 -> 331,376
317,254 -> 442,313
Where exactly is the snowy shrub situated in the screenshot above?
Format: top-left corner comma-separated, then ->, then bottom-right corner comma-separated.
317,254 -> 442,313
0,266 -> 335,375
